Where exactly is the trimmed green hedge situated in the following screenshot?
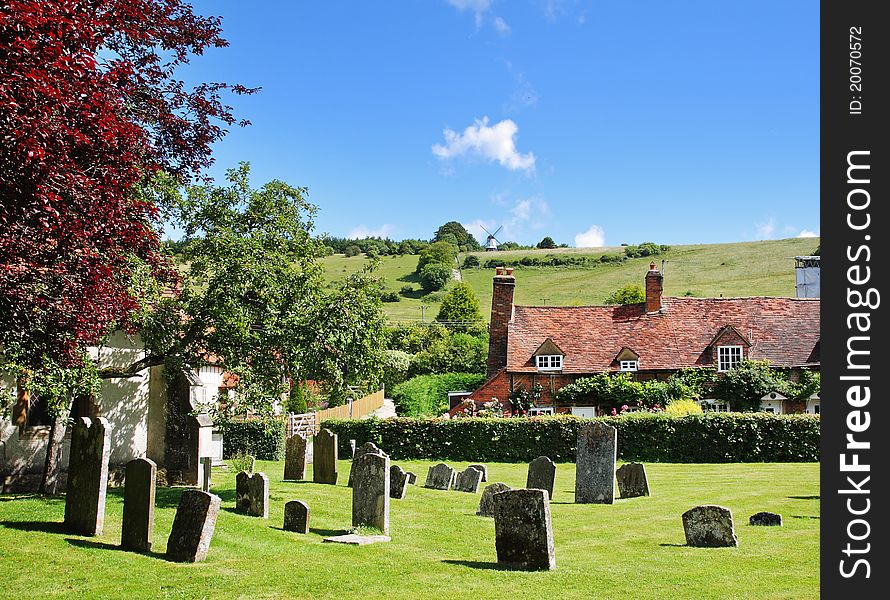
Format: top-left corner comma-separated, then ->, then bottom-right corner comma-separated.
390,373 -> 486,417
321,413 -> 819,463
216,417 -> 286,461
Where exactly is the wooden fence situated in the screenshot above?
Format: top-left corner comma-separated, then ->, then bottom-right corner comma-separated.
286,388 -> 385,438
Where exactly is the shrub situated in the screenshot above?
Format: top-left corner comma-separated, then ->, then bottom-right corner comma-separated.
381,290 -> 401,302
216,416 -> 286,460
381,349 -> 412,392
537,236 -> 557,249
399,284 -> 416,296
416,241 -> 458,273
287,382 -> 308,414
228,451 -> 256,473
408,332 -> 487,377
664,399 -> 704,416
436,282 -> 482,325
605,284 -> 645,305
344,245 -> 361,257
461,255 -> 481,269
713,360 -> 788,411
321,413 -> 819,463
419,263 -> 452,292
390,373 -> 486,417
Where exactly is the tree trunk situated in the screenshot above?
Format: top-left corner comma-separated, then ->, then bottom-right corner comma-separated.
39,401 -> 71,495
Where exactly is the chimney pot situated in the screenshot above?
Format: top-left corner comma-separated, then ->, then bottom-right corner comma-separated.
649,262 -> 657,271
496,266 -> 504,276
506,267 -> 514,276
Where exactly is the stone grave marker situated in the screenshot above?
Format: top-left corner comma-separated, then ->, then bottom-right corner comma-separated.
201,457 -> 212,492
284,433 -> 309,481
352,452 -> 390,534
575,421 -> 617,504
283,500 -> 310,534
166,490 -> 221,563
236,471 -> 269,518
469,464 -> 488,482
121,457 -> 156,552
454,467 -> 484,493
348,442 -> 387,487
390,465 -> 410,500
477,482 -> 511,517
493,488 -> 556,570
350,439 -> 357,457
64,417 -> 111,536
616,462 -> 650,498
406,472 -> 417,485
313,428 -> 339,485
424,463 -> 456,490
749,512 -> 782,526
526,456 -> 556,500
682,505 -> 739,547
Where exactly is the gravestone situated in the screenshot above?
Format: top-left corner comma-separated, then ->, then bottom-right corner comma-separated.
749,512 -> 783,526
236,471 -> 269,518
348,442 -> 388,487
575,421 -> 617,504
64,417 -> 111,536
323,533 -> 390,545
477,482 -> 511,517
284,433 -> 309,481
121,457 -> 156,552
454,467 -> 484,493
350,439 -> 357,457
313,428 -> 339,485
166,490 -> 221,563
682,505 -> 738,547
616,462 -> 650,498
526,456 -> 556,500
283,500 -> 310,534
493,488 -> 556,570
352,452 -> 390,534
424,463 -> 456,490
201,457 -> 212,492
406,472 -> 417,485
390,465 -> 410,500
469,464 -> 488,482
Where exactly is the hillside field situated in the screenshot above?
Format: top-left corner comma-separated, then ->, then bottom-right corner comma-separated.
322,237 -> 820,322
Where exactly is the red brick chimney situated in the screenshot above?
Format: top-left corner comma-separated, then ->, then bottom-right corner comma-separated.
487,267 -> 515,379
645,262 -> 663,313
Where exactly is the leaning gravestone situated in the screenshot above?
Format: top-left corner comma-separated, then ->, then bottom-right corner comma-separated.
352,452 -> 390,535
64,417 -> 111,536
283,500 -> 310,534
121,457 -> 156,552
236,471 -> 269,518
575,421 -> 617,504
682,505 -> 738,547
616,462 -> 650,498
348,442 -> 388,487
454,467 -> 484,493
526,456 -> 556,500
425,463 -> 456,490
313,428 -> 339,485
284,433 -> 309,481
405,472 -> 417,485
477,482 -> 511,517
469,464 -> 489,482
390,465 -> 410,500
749,512 -> 782,526
493,488 -> 556,570
166,490 -> 221,562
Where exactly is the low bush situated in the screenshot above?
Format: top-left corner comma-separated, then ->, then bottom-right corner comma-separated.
380,290 -> 401,302
390,372 -> 486,417
419,263 -> 451,292
216,416 -> 286,460
321,413 -> 819,463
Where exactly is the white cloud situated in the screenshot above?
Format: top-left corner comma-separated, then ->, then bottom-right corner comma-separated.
574,225 -> 606,248
503,73 -> 539,115
493,16 -> 511,35
347,224 -> 394,239
797,229 -> 819,238
755,216 -> 776,239
432,117 -> 536,173
463,196 -> 550,244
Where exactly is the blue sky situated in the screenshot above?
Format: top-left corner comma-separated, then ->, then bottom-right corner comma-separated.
178,0 -> 819,247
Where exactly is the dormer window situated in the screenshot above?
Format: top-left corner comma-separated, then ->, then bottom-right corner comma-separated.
717,345 -> 743,372
536,355 -> 563,371
619,360 -> 639,372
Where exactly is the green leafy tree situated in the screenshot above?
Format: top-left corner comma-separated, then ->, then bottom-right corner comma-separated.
436,282 -> 482,325
461,255 -> 481,268
604,284 -> 645,305
536,236 -> 557,249
416,241 -> 458,273
419,263 -> 452,292
434,221 -> 481,251
713,360 -> 787,411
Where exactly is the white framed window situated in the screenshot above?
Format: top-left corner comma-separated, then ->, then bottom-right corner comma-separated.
528,406 -> 555,416
716,345 -> 743,372
619,360 -> 639,372
535,355 -> 563,371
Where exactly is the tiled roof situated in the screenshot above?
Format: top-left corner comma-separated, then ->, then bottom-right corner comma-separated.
506,297 -> 820,373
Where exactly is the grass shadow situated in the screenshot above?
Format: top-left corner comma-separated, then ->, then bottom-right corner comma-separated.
788,495 -> 820,500
791,515 -> 820,520
65,538 -> 167,560
658,543 -> 688,547
310,527 -> 349,537
0,520 -> 67,534
442,560 -> 514,571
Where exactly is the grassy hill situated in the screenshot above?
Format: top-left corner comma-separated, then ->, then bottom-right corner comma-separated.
322,237 -> 820,323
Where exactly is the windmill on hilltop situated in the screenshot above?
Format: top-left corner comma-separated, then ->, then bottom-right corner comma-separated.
481,225 -> 503,251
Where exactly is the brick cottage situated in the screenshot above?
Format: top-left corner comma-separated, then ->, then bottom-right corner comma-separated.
468,264 -> 820,416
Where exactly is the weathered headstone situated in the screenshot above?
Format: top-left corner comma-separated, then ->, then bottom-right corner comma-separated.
64,417 -> 111,536
575,421 -> 617,504
526,456 -> 556,500
236,471 -> 269,518
201,457 -> 212,492
454,467 -> 484,493
352,452 -> 390,534
166,490 -> 221,563
283,500 -> 310,534
406,471 -> 417,485
121,457 -> 156,552
616,462 -> 650,498
682,505 -> 738,547
493,488 -> 556,570
284,433 -> 309,481
424,463 -> 456,490
313,428 -> 339,485
390,465 -> 410,500
350,439 -> 357,457
477,482 -> 511,517
469,464 -> 488,482
749,512 -> 783,526
348,442 -> 388,487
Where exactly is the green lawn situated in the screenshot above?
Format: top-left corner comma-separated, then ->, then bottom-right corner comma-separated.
0,461 -> 819,599
323,237 -> 820,323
